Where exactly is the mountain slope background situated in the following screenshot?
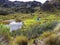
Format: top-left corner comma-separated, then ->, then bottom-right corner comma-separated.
0,0 -> 60,45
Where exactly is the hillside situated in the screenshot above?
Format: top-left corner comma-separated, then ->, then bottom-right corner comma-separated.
0,0 -> 60,15
0,0 -> 60,45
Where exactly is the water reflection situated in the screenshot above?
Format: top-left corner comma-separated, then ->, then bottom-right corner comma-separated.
6,21 -> 23,32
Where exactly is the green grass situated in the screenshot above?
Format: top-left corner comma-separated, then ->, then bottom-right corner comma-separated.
0,11 -> 60,45
0,12 -> 60,26
24,19 -> 37,26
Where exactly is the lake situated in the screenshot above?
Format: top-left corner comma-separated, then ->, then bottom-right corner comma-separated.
6,21 -> 23,32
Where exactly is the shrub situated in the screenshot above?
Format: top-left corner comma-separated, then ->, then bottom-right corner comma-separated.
40,31 -> 54,39
11,21 -> 58,39
0,10 -> 9,15
15,36 -> 28,45
0,24 -> 10,34
45,34 -> 56,45
54,23 -> 60,33
0,24 -> 11,45
0,42 -> 4,45
44,34 -> 60,45
9,37 -> 16,45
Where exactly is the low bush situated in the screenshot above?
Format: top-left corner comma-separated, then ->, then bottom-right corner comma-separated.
0,10 -> 9,15
54,23 -> 60,33
15,36 -> 28,45
40,31 -> 54,39
44,34 -> 60,45
0,24 -> 11,45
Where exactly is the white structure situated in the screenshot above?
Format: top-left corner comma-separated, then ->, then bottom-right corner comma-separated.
6,21 -> 23,32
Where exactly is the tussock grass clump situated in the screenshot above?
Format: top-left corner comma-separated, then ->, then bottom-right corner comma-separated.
54,23 -> 60,32
39,31 -> 54,39
15,36 -> 28,45
44,34 -> 60,45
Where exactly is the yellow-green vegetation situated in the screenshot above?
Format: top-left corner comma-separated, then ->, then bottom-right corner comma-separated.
9,37 -> 16,45
0,24 -> 11,45
44,33 -> 60,45
44,34 -> 57,45
0,11 -> 60,45
24,19 -> 37,26
9,36 -> 28,45
39,31 -> 54,39
38,22 -> 60,45
0,1 -> 60,45
15,36 -> 28,45
54,24 -> 60,33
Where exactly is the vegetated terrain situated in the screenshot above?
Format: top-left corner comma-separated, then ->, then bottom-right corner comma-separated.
0,0 -> 60,45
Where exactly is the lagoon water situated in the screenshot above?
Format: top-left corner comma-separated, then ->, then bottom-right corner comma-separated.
6,21 -> 23,32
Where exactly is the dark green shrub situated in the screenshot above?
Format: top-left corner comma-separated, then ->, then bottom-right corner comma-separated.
0,10 -> 9,15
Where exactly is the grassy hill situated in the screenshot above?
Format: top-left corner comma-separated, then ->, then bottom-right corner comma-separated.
0,3 -> 60,45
